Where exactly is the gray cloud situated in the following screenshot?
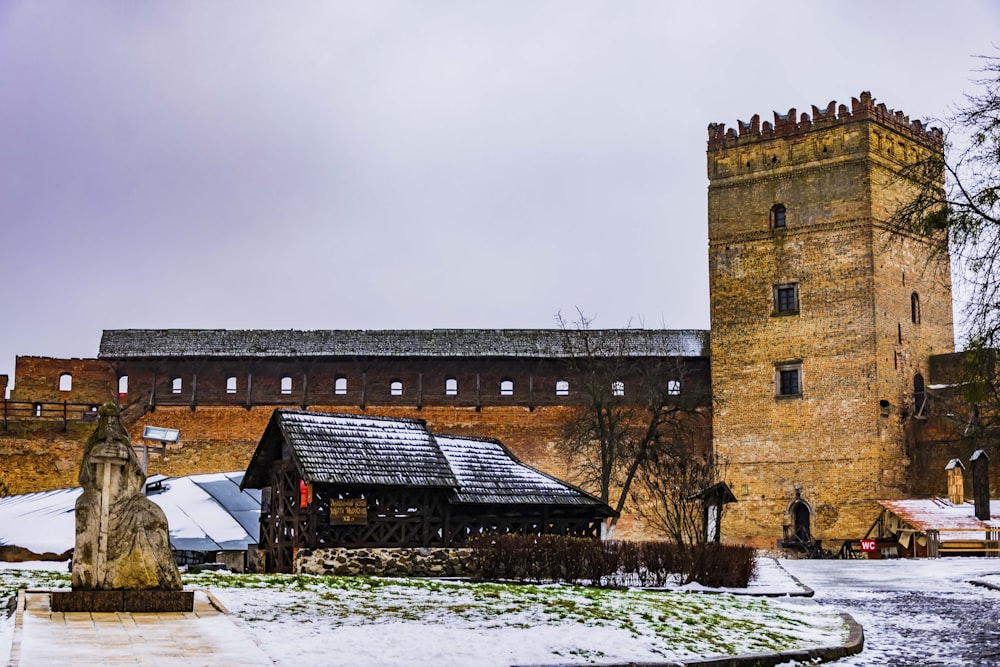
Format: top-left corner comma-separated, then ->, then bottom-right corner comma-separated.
1,1 -> 997,390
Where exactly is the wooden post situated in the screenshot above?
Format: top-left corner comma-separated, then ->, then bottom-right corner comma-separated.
149,373 -> 157,410
971,450 -> 990,522
190,372 -> 198,410
302,372 -> 309,409
246,370 -> 253,409
417,373 -> 423,410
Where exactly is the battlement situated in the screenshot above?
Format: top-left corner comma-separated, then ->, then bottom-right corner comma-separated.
707,91 -> 943,150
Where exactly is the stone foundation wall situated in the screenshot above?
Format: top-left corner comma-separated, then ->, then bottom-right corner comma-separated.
295,547 -> 478,578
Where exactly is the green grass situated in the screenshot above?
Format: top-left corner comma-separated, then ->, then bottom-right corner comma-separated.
1,568 -> 846,660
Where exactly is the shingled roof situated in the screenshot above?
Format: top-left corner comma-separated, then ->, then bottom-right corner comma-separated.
99,328 -> 709,359
246,410 -> 458,489
243,410 -> 615,513
434,434 -> 613,512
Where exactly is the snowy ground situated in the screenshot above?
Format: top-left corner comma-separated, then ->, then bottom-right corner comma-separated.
9,557 -> 996,666
1,559 -> 845,667
781,558 -> 1000,666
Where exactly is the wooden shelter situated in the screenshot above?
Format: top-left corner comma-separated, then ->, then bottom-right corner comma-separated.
242,409 -> 616,572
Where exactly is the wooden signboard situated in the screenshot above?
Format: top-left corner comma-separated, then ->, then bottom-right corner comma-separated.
329,498 -> 368,525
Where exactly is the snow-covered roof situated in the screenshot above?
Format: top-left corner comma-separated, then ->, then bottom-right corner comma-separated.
243,410 -> 615,514
99,328 -> 709,359
0,472 -> 260,556
434,434 -> 610,510
247,410 -> 458,489
878,498 -> 1000,541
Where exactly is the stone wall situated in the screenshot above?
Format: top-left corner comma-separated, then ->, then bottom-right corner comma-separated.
296,547 -> 478,577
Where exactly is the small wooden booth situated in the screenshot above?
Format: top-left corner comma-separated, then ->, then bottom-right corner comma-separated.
242,409 -> 616,572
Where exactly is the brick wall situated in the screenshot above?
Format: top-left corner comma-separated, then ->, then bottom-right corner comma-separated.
708,96 -> 953,546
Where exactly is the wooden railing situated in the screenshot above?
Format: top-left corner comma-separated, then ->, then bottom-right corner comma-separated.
2,400 -> 102,430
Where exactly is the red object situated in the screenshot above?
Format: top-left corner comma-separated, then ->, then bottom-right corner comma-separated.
859,539 -> 877,552
299,480 -> 309,508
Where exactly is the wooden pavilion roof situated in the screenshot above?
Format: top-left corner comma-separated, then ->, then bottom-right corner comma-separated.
245,410 -> 457,489
434,434 -> 613,512
243,409 -> 615,514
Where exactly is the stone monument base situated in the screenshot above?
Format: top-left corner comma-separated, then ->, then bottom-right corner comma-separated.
51,589 -> 194,613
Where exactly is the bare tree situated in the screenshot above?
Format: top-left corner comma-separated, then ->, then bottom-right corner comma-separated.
890,54 -> 1000,440
633,445 -> 724,547
892,54 -> 1000,351
555,310 -> 712,536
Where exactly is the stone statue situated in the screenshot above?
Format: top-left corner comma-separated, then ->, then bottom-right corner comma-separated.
71,403 -> 181,591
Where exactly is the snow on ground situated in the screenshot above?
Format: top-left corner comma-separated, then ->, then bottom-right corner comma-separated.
780,558 -> 1000,666
192,573 -> 843,666
1,561 -> 846,667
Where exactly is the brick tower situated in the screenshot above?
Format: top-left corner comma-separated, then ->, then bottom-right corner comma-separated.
707,93 -> 954,547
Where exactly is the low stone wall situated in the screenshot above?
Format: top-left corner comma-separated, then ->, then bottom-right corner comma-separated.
295,547 -> 478,577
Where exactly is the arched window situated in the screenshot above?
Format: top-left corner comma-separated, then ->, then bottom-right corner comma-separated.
33,402 -> 42,417
118,375 -> 129,396
612,381 -> 625,397
390,380 -> 404,396
226,376 -> 238,394
667,379 -> 681,396
772,203 -> 786,228
555,380 -> 569,396
914,373 -> 927,418
445,378 -> 458,396
334,376 -> 348,395
280,376 -> 293,395
58,373 -> 72,392
172,377 -> 183,394
911,292 -> 921,324
500,379 -> 514,396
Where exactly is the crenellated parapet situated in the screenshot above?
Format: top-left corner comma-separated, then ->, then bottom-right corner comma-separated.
707,91 -> 943,150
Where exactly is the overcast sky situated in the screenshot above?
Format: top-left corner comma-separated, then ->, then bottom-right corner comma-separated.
1,2 -> 998,392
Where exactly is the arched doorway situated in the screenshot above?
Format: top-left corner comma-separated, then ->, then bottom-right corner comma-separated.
792,501 -> 811,544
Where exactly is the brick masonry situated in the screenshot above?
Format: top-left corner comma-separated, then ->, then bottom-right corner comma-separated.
708,93 -> 955,546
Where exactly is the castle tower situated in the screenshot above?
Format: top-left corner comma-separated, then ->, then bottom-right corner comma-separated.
707,93 -> 954,546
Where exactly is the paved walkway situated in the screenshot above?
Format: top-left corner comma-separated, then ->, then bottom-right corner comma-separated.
8,589 -> 274,666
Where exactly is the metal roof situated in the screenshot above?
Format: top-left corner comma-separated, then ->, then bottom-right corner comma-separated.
434,434 -> 612,512
0,472 -> 260,556
99,328 -> 709,359
260,410 -> 459,489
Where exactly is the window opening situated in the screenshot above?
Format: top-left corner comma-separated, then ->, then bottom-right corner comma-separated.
226,376 -> 238,394
33,402 -> 42,417
774,283 -> 799,314
500,379 -> 514,396
445,378 -> 458,396
667,379 -> 681,395
555,380 -> 569,396
118,375 -> 129,396
612,381 -> 625,397
390,380 -> 403,396
776,364 -> 802,397
335,376 -> 348,395
280,376 -> 293,395
911,292 -> 921,324
58,373 -> 72,392
172,377 -> 183,394
772,203 -> 786,228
